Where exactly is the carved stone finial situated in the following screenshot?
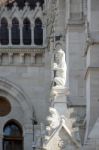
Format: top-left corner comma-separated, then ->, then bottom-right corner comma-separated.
1,4 -> 7,11
25,2 -> 29,7
36,2 -> 40,8
13,2 -> 17,7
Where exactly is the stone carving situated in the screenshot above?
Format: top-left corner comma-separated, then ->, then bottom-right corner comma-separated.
58,139 -> 65,149
53,48 -> 67,87
44,107 -> 61,142
34,123 -> 45,149
47,107 -> 60,130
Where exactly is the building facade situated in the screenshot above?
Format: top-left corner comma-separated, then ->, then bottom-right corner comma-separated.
0,0 -> 99,150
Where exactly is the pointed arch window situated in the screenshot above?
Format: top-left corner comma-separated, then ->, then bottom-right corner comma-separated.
11,18 -> 20,45
0,18 -> 9,45
3,120 -> 23,150
23,18 -> 31,45
34,18 -> 43,45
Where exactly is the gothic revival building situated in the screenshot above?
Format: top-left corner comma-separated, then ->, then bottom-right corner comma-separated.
0,0 -> 99,150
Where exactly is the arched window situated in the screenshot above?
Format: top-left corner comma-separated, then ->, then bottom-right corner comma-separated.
23,18 -> 31,45
3,120 -> 23,150
0,96 -> 11,116
34,18 -> 43,45
0,18 -> 9,45
11,18 -> 20,45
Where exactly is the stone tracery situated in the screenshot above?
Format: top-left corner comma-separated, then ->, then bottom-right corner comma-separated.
0,1 -> 46,66
0,2 -> 45,46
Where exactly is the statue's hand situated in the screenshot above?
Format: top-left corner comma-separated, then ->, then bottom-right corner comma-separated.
53,63 -> 58,69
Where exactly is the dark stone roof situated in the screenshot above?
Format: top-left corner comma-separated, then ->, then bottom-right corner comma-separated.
6,0 -> 44,9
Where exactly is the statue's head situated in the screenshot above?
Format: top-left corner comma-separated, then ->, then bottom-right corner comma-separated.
55,42 -> 65,64
57,48 -> 64,55
55,48 -> 65,63
55,42 -> 62,51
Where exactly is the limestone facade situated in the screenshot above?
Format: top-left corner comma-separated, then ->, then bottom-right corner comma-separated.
0,0 -> 99,150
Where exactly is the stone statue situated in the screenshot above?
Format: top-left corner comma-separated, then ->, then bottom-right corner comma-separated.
53,48 -> 67,87
47,107 -> 60,129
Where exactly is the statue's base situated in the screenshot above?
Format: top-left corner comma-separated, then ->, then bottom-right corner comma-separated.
50,86 -> 70,116
51,86 -> 70,96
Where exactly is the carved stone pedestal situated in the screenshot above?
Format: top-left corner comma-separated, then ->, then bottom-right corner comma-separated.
51,86 -> 69,117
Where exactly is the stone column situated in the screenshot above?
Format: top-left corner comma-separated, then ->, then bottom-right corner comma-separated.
42,25 -> 46,46
84,0 -> 99,146
9,24 -> 12,45
31,53 -> 35,64
24,124 -> 34,150
0,136 -> 3,150
31,24 -> 34,46
20,53 -> 24,64
20,24 -> 23,45
9,53 -> 13,64
0,53 -> 2,64
70,0 -> 83,20
44,0 -> 47,8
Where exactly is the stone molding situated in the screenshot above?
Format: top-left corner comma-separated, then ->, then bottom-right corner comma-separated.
84,66 -> 99,79
0,47 -> 45,66
51,86 -> 70,96
0,76 -> 33,119
0,47 -> 45,53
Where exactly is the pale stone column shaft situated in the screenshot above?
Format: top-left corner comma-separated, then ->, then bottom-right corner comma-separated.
24,124 -> 33,150
43,25 -> 46,46
31,24 -> 34,46
0,136 -> 3,150
31,53 -> 35,64
9,25 -> 12,45
9,53 -> 13,64
0,53 -> 2,64
20,24 -> 23,45
20,53 -> 24,64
